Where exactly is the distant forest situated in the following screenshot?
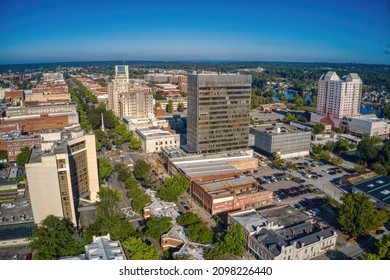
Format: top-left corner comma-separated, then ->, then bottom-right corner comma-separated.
0,60 -> 389,92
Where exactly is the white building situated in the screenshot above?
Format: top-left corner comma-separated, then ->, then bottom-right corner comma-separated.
123,116 -> 168,131
342,114 -> 390,137
85,234 -> 126,260
316,71 -> 362,119
136,128 -> 180,153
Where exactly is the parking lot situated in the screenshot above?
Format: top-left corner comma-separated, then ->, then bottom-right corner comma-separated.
0,189 -> 34,225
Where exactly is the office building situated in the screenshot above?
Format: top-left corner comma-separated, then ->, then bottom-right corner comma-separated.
135,127 -> 180,153
316,71 -> 362,119
25,130 -> 99,225
250,124 -> 311,159
108,65 -> 154,119
187,74 -> 251,154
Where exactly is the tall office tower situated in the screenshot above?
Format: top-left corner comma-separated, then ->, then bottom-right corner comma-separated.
187,74 -> 252,154
316,71 -> 362,119
26,130 -> 99,225
108,65 -> 129,115
108,65 -> 153,119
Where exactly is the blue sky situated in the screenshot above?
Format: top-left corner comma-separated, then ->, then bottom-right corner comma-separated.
0,0 -> 389,64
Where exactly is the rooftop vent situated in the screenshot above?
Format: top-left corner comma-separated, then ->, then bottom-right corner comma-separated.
376,180 -> 384,184
367,184 -> 375,187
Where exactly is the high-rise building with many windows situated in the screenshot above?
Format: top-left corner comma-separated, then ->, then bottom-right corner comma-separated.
108,65 -> 154,119
25,129 -> 99,225
316,71 -> 362,119
187,74 -> 251,154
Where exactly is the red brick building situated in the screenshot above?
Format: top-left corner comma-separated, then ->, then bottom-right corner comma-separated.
0,135 -> 41,162
0,114 -> 73,133
191,176 -> 273,215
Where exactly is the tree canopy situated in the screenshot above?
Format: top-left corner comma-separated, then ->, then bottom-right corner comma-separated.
338,193 -> 388,237
29,215 -> 84,260
363,234 -> 390,260
187,221 -> 213,244
177,212 -> 213,244
205,224 -> 245,260
16,146 -> 30,166
312,123 -> 325,134
123,237 -> 160,260
145,217 -> 172,241
157,174 -> 189,202
133,160 -> 152,182
86,188 -> 134,242
98,157 -> 113,183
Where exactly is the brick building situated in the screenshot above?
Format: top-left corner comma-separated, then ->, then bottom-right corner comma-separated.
0,133 -> 41,162
191,176 -> 272,215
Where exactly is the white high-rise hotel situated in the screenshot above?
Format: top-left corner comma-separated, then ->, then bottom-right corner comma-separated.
316,71 -> 362,119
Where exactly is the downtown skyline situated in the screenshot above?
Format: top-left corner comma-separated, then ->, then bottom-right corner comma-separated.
0,0 -> 389,65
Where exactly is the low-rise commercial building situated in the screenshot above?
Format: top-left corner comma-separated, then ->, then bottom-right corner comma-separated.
192,176 -> 272,215
351,175 -> 390,209
229,206 -> 338,260
161,225 -> 212,260
136,128 -> 180,153
250,124 -> 311,159
341,114 -> 390,137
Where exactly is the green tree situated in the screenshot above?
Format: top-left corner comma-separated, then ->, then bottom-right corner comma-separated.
95,188 -> 122,223
131,193 -> 152,213
16,146 -> 30,166
0,150 -> 7,160
123,237 -> 160,260
370,162 -> 388,175
124,177 -> 139,189
129,137 -> 142,150
86,188 -> 134,242
219,224 -> 245,255
329,156 -> 343,165
114,163 -> 131,182
312,144 -> 323,155
357,134 -> 379,165
29,215 -> 84,260
205,224 -> 245,259
294,94 -> 304,109
354,164 -> 366,174
177,102 -> 185,112
312,123 -> 325,134
177,212 -> 201,227
166,100 -> 174,113
145,217 -> 172,241
98,158 -> 113,183
157,174 -> 189,202
338,193 -> 388,237
284,113 -> 297,122
187,221 -> 213,244
133,160 -> 151,182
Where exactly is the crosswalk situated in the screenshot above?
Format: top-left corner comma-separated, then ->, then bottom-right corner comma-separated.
121,207 -> 142,221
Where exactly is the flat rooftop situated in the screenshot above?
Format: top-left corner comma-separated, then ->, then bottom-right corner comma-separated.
199,176 -> 256,193
251,123 -> 308,135
229,209 -> 268,233
352,175 -> 390,204
173,159 -> 240,179
257,205 -> 310,228
137,128 -> 174,138
28,142 -> 68,164
162,225 -> 211,260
